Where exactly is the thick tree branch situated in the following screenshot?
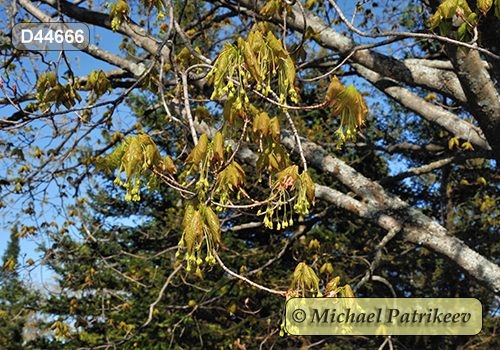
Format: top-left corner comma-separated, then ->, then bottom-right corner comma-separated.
315,184 -> 500,293
353,64 -> 490,150
280,130 -> 500,293
444,45 -> 500,164
40,0 -> 171,60
18,0 -> 149,77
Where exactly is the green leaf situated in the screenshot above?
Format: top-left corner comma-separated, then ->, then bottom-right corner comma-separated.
182,203 -> 196,228
85,70 -> 97,90
260,0 -> 279,19
301,171 -> 315,205
438,19 -> 453,36
2,257 -> 17,272
10,148 -> 25,161
283,55 -> 296,87
477,0 -> 493,15
212,132 -> 224,164
94,136 -> 131,173
268,117 -> 280,144
440,0 -> 458,19
458,0 -> 473,17
291,262 -> 320,292
48,72 -> 58,87
204,206 -> 221,245
341,285 -> 356,309
225,162 -> 246,190
138,134 -> 162,169
115,0 -> 130,18
253,112 -> 270,138
266,31 -> 286,58
185,134 -> 208,165
305,0 -> 317,10
95,69 -> 112,96
184,210 -> 203,253
36,72 -> 48,97
248,30 -> 264,53
277,165 -> 299,185
223,95 -> 237,125
44,85 -> 61,103
325,276 -> 340,294
326,76 -> 345,104
121,136 -> 143,180
319,262 -> 334,275
242,40 -> 261,83
428,10 -> 443,30
456,22 -> 471,48
162,155 -> 177,174
467,12 -> 478,27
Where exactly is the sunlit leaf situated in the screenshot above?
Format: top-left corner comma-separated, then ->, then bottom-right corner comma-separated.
162,155 -> 177,174
204,206 -> 221,245
268,117 -> 280,144
326,76 -> 345,104
48,72 -> 57,87
94,136 -> 132,173
242,40 -> 261,83
182,203 -> 196,228
440,0 -> 458,19
185,134 -> 209,165
212,132 -> 224,164
184,210 -> 203,252
301,170 -> 315,205
121,136 -> 143,180
277,165 -> 299,185
477,0 -> 493,15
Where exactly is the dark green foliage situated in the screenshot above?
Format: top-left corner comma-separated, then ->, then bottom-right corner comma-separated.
0,226 -> 39,349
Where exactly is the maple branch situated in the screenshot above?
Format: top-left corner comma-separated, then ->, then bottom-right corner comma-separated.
378,156 -> 456,186
353,64 -> 490,150
213,249 -> 286,296
279,128 -> 500,293
267,89 -> 308,171
181,70 -> 199,145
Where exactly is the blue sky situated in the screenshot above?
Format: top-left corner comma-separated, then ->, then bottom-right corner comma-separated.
0,21 -> 125,282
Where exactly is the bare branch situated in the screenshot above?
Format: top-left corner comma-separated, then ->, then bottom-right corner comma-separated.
353,64 -> 490,150
213,250 -> 286,296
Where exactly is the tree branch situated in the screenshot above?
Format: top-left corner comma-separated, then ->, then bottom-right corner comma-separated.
445,44 -> 500,164
279,130 -> 500,293
353,63 -> 490,150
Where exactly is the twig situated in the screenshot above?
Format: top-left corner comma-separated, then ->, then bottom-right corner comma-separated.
378,156 -> 464,186
173,19 -> 212,64
264,88 -> 308,171
181,70 -> 199,145
213,250 -> 286,296
372,275 -> 397,298
300,50 -> 356,82
252,87 -> 328,110
159,56 -> 183,125
151,168 -> 197,196
221,118 -> 250,170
